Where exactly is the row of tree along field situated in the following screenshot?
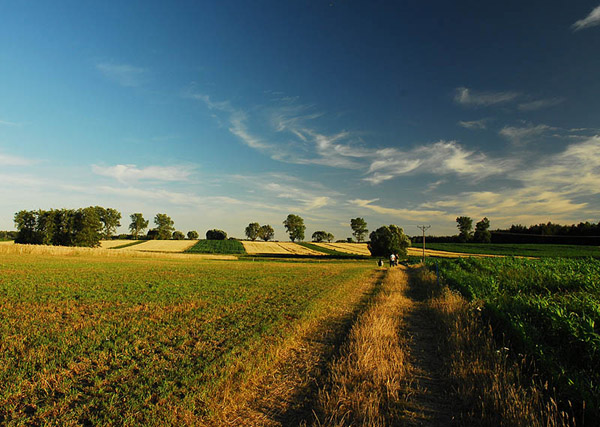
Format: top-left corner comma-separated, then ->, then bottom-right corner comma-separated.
12,209 -> 410,257
417,216 -> 600,245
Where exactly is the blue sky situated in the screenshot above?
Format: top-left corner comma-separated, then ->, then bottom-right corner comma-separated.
1,1 -> 600,239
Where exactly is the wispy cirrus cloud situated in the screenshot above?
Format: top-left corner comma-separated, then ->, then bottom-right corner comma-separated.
191,92 -> 512,185
0,152 -> 35,166
499,123 -> 554,144
572,5 -> 600,31
348,198 -> 451,222
96,62 -> 149,87
458,119 -> 488,130
454,87 -> 519,107
518,98 -> 564,111
364,140 -> 513,184
0,119 -> 21,127
92,164 -> 195,183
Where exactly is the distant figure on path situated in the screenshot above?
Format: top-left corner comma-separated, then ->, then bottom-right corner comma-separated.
389,253 -> 396,267
378,259 -> 384,267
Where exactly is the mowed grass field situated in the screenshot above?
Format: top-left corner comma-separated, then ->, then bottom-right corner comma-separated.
0,249 -> 373,425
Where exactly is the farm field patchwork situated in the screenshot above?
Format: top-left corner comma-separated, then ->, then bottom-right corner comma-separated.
433,256 -> 600,422
241,241 -> 325,256
414,242 -> 600,258
0,251 -> 373,425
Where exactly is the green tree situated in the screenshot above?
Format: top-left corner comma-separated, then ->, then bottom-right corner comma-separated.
172,231 -> 185,240
95,207 -> 122,239
367,225 -> 411,258
350,217 -> 368,242
72,207 -> 103,247
312,230 -> 334,242
154,213 -> 174,240
473,217 -> 491,243
283,214 -> 305,242
245,222 -> 260,241
206,229 -> 227,240
187,230 -> 199,240
258,225 -> 274,241
14,210 -> 38,244
129,213 -> 149,239
456,216 -> 473,243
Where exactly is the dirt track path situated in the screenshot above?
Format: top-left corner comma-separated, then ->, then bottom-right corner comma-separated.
403,269 -> 459,426
208,267 -> 462,426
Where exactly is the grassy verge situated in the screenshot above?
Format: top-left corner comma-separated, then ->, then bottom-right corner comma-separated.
0,252 -> 370,425
185,239 -> 246,254
413,242 -> 600,258
412,267 -> 573,425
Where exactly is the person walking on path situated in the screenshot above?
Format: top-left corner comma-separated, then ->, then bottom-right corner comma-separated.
389,253 -> 396,267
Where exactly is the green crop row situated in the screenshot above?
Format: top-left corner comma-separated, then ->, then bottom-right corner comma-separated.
185,239 -> 246,254
431,257 -> 600,422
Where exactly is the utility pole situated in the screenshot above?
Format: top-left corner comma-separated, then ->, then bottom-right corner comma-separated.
417,225 -> 431,264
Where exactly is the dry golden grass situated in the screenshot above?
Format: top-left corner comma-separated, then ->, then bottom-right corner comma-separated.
412,267 -> 574,426
313,242 -> 372,256
311,267 -> 412,426
124,239 -> 198,252
241,241 -> 324,255
0,242 -> 236,260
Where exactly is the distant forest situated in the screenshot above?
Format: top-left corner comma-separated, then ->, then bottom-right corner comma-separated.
416,220 -> 600,245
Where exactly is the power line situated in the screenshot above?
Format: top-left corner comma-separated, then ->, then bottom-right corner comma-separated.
417,225 -> 431,263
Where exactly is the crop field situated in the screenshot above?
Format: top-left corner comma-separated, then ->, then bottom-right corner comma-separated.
0,250 -> 373,425
313,242 -> 372,256
121,239 -> 198,252
414,242 -> 600,258
433,256 -> 600,421
241,241 -> 324,256
185,239 -> 246,254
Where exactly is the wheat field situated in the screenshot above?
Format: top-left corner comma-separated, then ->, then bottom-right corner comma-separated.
241,241 -> 324,255
123,239 -> 198,252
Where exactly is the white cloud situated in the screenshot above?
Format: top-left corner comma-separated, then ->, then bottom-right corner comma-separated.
499,123 -> 553,144
572,5 -> 600,31
92,164 -> 194,183
454,87 -> 519,107
0,119 -> 21,127
348,198 -> 451,222
364,141 -> 512,184
97,185 -> 242,207
0,152 -> 35,166
458,119 -> 487,130
518,98 -> 564,111
96,62 -> 148,87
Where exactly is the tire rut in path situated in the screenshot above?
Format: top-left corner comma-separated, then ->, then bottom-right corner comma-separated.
402,268 -> 460,426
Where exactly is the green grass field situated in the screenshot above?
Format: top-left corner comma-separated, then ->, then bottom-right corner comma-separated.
433,257 -> 600,421
0,251 -> 372,425
414,242 -> 600,257
185,239 -> 246,254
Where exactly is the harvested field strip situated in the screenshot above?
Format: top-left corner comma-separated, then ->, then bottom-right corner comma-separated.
124,239 -> 198,252
241,241 -> 325,256
313,242 -> 371,256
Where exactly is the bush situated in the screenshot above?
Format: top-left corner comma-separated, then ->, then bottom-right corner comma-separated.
206,229 -> 227,240
187,230 -> 199,240
172,231 -> 185,240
